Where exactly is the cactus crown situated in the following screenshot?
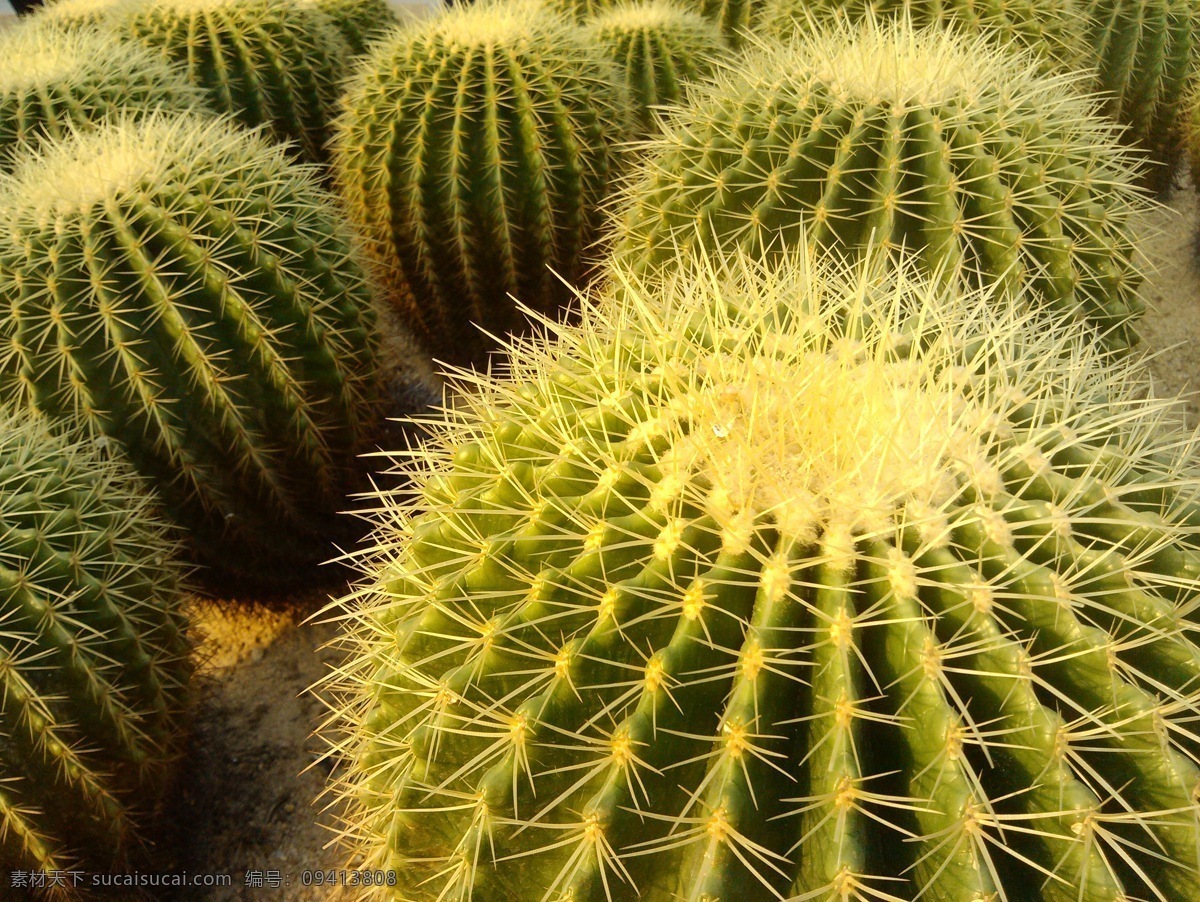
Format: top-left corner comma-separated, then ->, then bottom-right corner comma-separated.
320,246 -> 1200,899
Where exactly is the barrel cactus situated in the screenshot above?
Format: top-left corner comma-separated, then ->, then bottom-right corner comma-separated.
1084,0 -> 1197,194
0,410 -> 191,884
0,113 -> 381,580
33,0 -> 123,30
758,0 -> 1083,71
321,245 -> 1200,900
610,20 -> 1151,354
334,0 -> 630,365
586,0 -> 726,135
112,0 -> 351,163
300,0 -> 399,56
699,0 -> 759,47
0,22 -> 206,172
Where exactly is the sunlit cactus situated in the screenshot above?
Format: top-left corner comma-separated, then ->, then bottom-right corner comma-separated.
1084,0 -> 1196,194
585,0 -> 726,135
0,113 -> 381,580
0,22 -> 206,171
318,244 -> 1200,900
112,0 -> 351,162
0,410 -> 191,887
334,0 -> 630,364
610,19 -> 1152,354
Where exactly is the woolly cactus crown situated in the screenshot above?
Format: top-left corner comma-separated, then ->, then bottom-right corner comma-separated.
0,22 -> 206,170
320,246 -> 1200,899
610,19 -> 1151,352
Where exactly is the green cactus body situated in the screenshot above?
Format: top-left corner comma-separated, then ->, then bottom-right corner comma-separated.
0,23 -> 207,172
334,1 -> 629,364
759,0 -> 1083,70
113,0 -> 351,163
0,114 -> 380,580
1084,0 -> 1197,193
33,0 -> 125,30
322,247 -> 1200,900
610,21 -> 1150,354
300,0 -> 400,56
699,0 -> 758,46
0,411 -> 190,885
585,1 -> 726,136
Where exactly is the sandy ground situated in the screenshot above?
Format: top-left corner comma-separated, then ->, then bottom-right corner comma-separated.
136,180 -> 1200,901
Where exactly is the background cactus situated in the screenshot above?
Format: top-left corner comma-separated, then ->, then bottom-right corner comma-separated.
0,113 -> 381,581
334,0 -> 630,365
1083,0 -> 1197,194
320,247 -> 1200,900
585,0 -> 726,135
112,0 -> 351,163
33,0 -> 123,30
0,410 -> 191,884
0,22 -> 206,172
298,0 -> 399,56
610,20 -> 1151,353
758,0 -> 1084,71
699,0 -> 758,47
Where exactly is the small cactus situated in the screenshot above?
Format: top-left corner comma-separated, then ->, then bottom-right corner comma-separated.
585,0 -> 726,135
1083,0 -> 1197,194
112,0 -> 351,163
0,113 -> 381,580
298,0 -> 400,56
320,246 -> 1200,900
0,410 -> 191,885
0,22 -> 207,171
334,0 -> 630,364
611,20 -> 1151,353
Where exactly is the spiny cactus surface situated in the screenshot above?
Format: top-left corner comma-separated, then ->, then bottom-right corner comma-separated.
335,0 -> 630,364
758,0 -> 1083,70
586,0 -> 726,135
0,23 -> 206,172
299,0 -> 399,56
699,0 -> 759,46
322,247 -> 1200,900
611,21 -> 1151,353
0,114 -> 381,579
113,0 -> 351,163
0,410 -> 190,886
1084,0 -> 1197,194
33,0 -> 124,30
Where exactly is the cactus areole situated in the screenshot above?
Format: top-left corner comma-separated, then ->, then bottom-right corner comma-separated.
324,248 -> 1200,900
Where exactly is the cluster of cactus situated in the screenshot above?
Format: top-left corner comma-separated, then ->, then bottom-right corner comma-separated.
0,22 -> 206,169
0,410 -> 191,880
110,0 -> 351,163
1083,0 -> 1196,194
758,0 -> 1083,70
586,1 -> 726,135
334,0 -> 630,364
0,113 -> 381,580
610,20 -> 1150,353
321,245 -> 1200,900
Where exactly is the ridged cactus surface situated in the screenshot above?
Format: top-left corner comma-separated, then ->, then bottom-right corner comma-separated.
0,23 -> 206,171
1084,0 -> 1197,193
586,0 -> 726,135
114,0 -> 351,163
699,0 -> 758,46
301,0 -> 399,56
322,248 -> 1200,900
0,114 -> 380,579
335,1 -> 629,364
759,0 -> 1083,69
0,411 -> 190,883
34,0 -> 124,30
611,21 -> 1150,353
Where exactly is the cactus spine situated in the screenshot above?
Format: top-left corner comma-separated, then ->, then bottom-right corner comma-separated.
586,0 -> 726,135
0,114 -> 381,579
321,246 -> 1200,900
0,410 -> 190,884
334,1 -> 630,364
113,0 -> 351,163
610,20 -> 1150,353
300,0 -> 399,56
0,23 -> 207,172
1084,0 -> 1197,193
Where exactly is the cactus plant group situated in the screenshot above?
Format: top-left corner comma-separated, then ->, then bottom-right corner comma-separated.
321,246 -> 1200,900
610,20 -> 1151,353
334,0 -> 630,364
586,0 -> 726,135
0,113 -> 381,579
0,410 -> 191,880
